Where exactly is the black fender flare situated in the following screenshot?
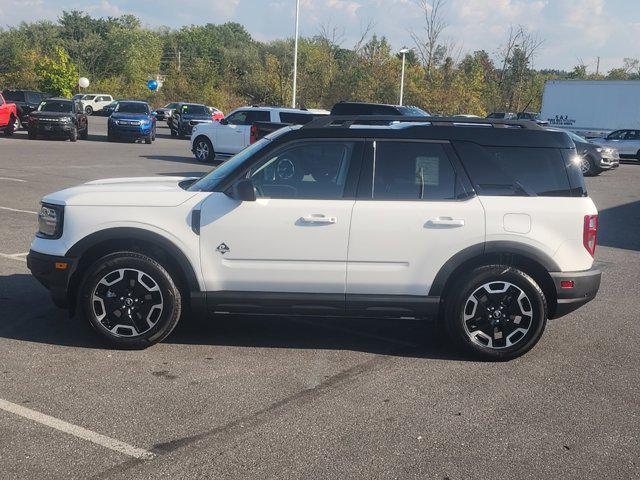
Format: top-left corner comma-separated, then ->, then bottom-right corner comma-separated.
428,241 -> 560,297
65,227 -> 200,292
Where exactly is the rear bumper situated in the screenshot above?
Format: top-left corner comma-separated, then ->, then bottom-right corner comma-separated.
26,250 -> 76,309
550,268 -> 601,319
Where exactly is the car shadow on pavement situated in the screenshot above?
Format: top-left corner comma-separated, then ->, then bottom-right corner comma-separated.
598,200 -> 640,252
0,273 -> 468,361
139,154 -> 207,165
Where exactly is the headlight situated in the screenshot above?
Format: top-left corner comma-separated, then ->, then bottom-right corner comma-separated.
37,203 -> 64,239
140,119 -> 150,125
61,117 -> 72,122
595,147 -> 603,153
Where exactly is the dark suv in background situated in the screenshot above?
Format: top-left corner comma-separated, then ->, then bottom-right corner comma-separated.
28,98 -> 88,141
1,89 -> 50,129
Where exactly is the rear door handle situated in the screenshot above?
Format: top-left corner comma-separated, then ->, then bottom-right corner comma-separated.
300,214 -> 337,224
427,217 -> 465,227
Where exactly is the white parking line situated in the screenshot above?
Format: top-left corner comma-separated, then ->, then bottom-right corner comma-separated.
0,398 -> 155,460
0,177 -> 26,182
0,253 -> 28,262
0,205 -> 38,215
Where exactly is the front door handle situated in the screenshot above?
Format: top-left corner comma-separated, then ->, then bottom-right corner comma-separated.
300,214 -> 337,224
427,217 -> 465,227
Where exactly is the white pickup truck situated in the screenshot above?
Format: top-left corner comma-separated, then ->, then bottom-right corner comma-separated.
190,106 -> 324,162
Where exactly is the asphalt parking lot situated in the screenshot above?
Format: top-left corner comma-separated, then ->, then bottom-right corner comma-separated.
0,117 -> 639,479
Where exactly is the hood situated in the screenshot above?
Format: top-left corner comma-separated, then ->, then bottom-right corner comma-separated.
111,112 -> 150,120
31,110 -> 73,118
42,176 -> 201,207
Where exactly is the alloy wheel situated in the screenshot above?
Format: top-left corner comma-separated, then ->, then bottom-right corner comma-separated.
92,268 -> 164,338
462,281 -> 533,349
195,141 -> 209,160
579,156 -> 591,174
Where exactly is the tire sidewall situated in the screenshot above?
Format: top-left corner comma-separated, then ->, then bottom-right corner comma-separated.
79,252 -> 182,348
445,266 -> 547,361
195,137 -> 214,162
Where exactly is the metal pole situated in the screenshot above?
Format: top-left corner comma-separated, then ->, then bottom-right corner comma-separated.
399,51 -> 406,105
292,0 -> 300,109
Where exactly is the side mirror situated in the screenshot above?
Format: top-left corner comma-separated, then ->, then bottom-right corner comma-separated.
220,118 -> 229,125
228,178 -> 256,202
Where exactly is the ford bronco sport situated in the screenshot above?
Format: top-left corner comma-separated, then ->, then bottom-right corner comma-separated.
27,116 -> 601,360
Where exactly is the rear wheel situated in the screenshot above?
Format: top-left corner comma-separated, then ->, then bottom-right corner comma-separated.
444,265 -> 547,361
79,252 -> 182,348
194,137 -> 215,162
85,106 -> 93,115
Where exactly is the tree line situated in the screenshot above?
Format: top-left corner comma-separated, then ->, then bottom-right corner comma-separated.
1,8 -> 638,115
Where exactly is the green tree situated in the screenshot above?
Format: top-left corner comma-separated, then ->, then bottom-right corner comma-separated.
35,46 -> 77,97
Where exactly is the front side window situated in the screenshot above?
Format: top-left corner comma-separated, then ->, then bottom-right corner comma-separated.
249,141 -> 356,200
225,110 -> 249,125
373,141 -> 460,200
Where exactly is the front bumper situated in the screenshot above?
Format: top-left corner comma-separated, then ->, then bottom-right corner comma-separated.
109,125 -> 152,139
27,250 -> 76,309
30,122 -> 73,136
550,268 -> 601,318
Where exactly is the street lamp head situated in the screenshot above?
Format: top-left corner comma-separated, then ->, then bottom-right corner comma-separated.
399,48 -> 410,54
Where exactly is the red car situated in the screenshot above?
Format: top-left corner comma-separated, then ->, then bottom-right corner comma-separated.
209,106 -> 224,122
0,92 -> 18,136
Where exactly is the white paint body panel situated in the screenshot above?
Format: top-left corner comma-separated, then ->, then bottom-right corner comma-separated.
199,193 -> 354,293
346,197 -> 486,296
479,196 -> 597,272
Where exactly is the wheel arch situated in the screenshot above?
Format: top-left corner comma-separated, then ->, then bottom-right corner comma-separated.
65,227 -> 201,313
430,241 -> 559,319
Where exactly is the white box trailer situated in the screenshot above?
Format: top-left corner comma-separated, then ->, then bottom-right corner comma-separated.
540,80 -> 640,138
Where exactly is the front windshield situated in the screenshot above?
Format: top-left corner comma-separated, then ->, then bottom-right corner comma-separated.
38,100 -> 73,113
72,94 -> 85,100
188,138 -> 272,192
398,106 -> 430,116
116,102 -> 149,114
181,104 -> 208,115
165,103 -> 178,109
567,131 -> 587,143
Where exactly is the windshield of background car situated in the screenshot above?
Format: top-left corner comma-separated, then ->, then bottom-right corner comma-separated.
567,131 -> 588,144
181,104 -> 208,115
165,103 -> 178,109
397,106 -> 430,116
2,91 -> 25,102
188,138 -> 272,192
83,95 -> 96,100
116,102 -> 149,114
38,100 -> 73,112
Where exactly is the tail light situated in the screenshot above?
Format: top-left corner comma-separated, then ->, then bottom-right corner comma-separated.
583,215 -> 598,257
250,124 -> 258,144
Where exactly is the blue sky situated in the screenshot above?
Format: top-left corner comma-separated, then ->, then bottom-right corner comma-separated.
1,0 -> 638,72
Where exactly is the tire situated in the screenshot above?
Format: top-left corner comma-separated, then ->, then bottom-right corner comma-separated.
80,124 -> 88,140
13,116 -> 21,131
170,128 -> 177,137
579,155 -> 595,176
85,106 -> 93,115
444,265 -> 548,361
79,251 -> 182,349
69,126 -> 78,142
145,135 -> 152,144
28,127 -> 36,139
636,150 -> 640,161
194,136 -> 215,162
151,128 -> 156,142
4,115 -> 16,136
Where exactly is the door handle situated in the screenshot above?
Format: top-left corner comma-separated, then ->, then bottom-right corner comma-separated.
427,217 -> 465,227
300,214 -> 337,224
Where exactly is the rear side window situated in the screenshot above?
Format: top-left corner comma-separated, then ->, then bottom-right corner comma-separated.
279,112 -> 314,124
454,142 -> 576,197
246,111 -> 270,123
3,91 -> 25,102
373,141 -> 462,200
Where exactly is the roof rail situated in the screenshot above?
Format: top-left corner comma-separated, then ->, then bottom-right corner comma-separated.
302,115 -> 543,130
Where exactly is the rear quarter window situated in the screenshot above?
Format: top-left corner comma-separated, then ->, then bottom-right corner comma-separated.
279,112 -> 314,124
453,142 -> 583,197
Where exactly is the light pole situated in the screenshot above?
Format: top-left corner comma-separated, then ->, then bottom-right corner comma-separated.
292,0 -> 300,108
399,48 -> 410,106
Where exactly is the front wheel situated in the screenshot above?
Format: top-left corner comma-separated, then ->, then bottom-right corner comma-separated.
13,117 -> 21,131
4,115 -> 16,136
194,137 -> 215,162
579,155 -> 597,176
444,265 -> 547,361
79,252 -> 182,348
80,124 -> 88,140
28,127 -> 36,139
69,126 -> 78,142
85,106 -> 93,115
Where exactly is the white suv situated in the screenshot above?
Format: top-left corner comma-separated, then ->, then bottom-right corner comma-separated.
190,106 -> 319,162
27,116 -> 601,360
80,94 -> 114,115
